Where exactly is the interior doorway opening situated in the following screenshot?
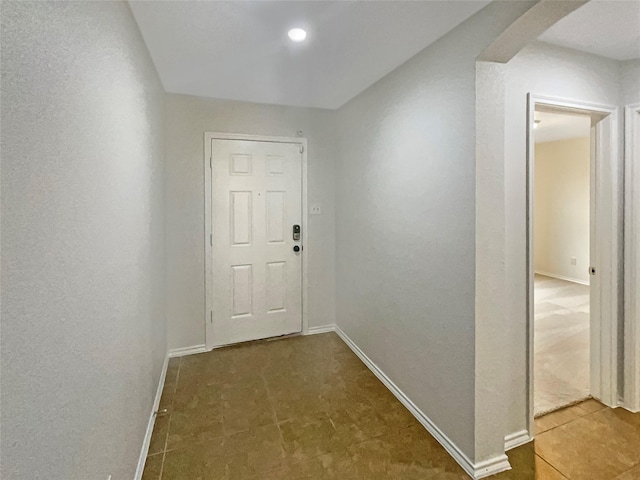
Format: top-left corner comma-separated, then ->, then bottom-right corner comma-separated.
532,108 -> 592,416
526,95 -> 620,434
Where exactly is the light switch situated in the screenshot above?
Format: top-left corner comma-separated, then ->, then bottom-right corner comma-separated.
310,203 -> 322,215
570,257 -> 577,265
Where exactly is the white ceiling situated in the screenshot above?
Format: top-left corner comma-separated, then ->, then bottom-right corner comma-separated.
534,110 -> 591,144
129,1 -> 490,109
539,0 -> 640,61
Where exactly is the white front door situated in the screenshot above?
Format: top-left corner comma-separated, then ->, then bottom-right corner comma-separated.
210,138 -> 303,347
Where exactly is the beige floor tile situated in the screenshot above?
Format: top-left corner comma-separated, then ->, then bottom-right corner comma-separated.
279,411 -> 348,459
534,403 -> 586,434
347,432 -> 467,480
576,398 -> 606,414
158,385 -> 175,412
223,424 -> 286,479
532,456 -> 570,480
161,442 -> 227,480
614,464 -> 640,480
221,381 -> 276,435
492,444 -> 568,480
141,333 -> 639,480
167,407 -> 225,449
140,453 -> 163,480
172,381 -> 224,413
147,413 -> 169,455
535,408 -> 640,480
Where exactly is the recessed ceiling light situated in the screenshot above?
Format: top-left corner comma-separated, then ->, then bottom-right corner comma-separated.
288,28 -> 307,43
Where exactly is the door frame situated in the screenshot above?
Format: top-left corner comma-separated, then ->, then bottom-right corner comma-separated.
625,103 -> 640,412
204,132 -> 309,351
526,94 -> 621,435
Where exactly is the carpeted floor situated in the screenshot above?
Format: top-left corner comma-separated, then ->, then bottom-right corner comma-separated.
534,274 -> 590,416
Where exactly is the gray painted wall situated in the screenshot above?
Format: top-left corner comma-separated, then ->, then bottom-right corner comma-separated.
164,94 -> 337,350
333,1 -> 534,462
0,2 -> 166,479
621,59 -> 640,105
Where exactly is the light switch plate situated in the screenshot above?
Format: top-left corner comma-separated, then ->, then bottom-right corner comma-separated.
310,203 -> 322,215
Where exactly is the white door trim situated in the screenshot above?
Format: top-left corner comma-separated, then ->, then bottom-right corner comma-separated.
624,103 -> 640,412
204,132 -> 308,351
526,94 -> 621,435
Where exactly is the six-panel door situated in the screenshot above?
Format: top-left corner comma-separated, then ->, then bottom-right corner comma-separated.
211,139 -> 302,346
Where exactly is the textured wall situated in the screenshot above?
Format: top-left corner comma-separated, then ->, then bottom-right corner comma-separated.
534,137 -> 591,283
503,42 -> 622,438
165,94 -> 336,350
621,59 -> 640,105
0,2 -> 166,479
334,1 -> 534,462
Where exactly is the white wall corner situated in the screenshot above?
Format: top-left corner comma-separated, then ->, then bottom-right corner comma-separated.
333,325 -> 509,479
504,429 -> 532,451
168,344 -> 207,358
475,59 -> 511,469
473,454 -> 511,479
305,324 -> 336,335
624,103 -> 640,413
134,355 -> 169,480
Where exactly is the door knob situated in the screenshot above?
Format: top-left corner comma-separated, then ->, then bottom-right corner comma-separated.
293,245 -> 301,252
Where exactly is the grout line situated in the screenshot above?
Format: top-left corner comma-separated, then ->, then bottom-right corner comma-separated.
535,454 -> 569,479
173,357 -> 182,392
259,371 -> 287,454
156,357 -> 181,480
615,462 -> 640,479
535,400 -> 606,435
160,359 -> 180,454
158,449 -> 166,480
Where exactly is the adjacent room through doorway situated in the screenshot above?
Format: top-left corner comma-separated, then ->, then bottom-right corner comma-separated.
532,109 -> 592,416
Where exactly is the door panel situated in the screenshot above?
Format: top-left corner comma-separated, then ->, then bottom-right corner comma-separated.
230,191 -> 252,245
266,191 -> 286,243
211,139 -> 302,346
266,261 -> 286,312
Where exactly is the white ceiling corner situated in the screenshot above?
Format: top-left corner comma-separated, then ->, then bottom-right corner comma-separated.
129,0 -> 490,109
534,110 -> 591,144
538,0 -> 640,61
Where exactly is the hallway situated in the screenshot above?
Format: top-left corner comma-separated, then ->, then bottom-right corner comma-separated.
142,334 -> 640,480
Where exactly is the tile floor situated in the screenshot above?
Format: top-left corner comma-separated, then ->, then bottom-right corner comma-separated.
142,333 -> 640,480
534,275 -> 590,416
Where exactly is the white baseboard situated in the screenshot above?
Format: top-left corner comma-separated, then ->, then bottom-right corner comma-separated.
504,429 -> 531,451
333,325 -> 511,479
134,354 -> 169,480
168,344 -> 207,358
305,325 -> 336,335
474,455 -> 511,478
535,270 -> 589,286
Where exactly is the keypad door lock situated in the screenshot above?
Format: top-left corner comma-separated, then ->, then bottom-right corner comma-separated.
293,225 -> 301,241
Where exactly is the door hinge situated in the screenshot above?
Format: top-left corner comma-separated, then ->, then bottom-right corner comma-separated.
209,155 -> 212,169
300,145 -> 304,154
210,311 -> 213,323
210,233 -> 213,246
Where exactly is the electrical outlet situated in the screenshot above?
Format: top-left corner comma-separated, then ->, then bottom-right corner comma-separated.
570,257 -> 577,265
310,203 -> 322,215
